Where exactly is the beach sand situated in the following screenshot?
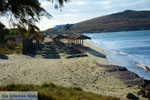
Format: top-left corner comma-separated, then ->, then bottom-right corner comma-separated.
0,40 -> 147,100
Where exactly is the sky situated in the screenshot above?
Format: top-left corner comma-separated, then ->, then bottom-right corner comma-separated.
2,0 -> 150,30
38,0 -> 150,30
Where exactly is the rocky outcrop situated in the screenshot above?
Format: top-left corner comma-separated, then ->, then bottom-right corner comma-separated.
94,62 -> 143,86
126,93 -> 139,100
138,80 -> 150,98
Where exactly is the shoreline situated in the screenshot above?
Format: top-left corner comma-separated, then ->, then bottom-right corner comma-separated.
0,40 -> 147,99
85,42 -> 144,85
84,42 -> 108,64
87,40 -> 150,80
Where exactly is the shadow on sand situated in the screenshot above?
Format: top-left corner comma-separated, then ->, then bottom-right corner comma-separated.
83,46 -> 106,58
41,49 -> 60,59
42,54 -> 60,59
41,42 -> 61,59
0,54 -> 9,60
23,41 -> 106,59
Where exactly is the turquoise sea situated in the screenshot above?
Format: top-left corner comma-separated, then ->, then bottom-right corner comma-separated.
86,30 -> 150,80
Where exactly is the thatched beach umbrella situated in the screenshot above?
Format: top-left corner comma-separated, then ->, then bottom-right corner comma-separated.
66,34 -> 78,46
49,34 -> 67,39
29,33 -> 45,49
65,34 -> 91,46
76,35 -> 91,40
49,34 -> 67,45
55,34 -> 67,40
76,34 -> 91,46
36,33 -> 45,49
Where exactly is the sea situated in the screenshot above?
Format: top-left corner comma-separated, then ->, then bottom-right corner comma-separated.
86,30 -> 150,80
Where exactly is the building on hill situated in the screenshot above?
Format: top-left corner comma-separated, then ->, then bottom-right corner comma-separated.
53,24 -> 75,30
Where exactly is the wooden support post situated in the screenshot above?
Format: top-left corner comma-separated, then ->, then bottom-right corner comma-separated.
36,39 -> 39,49
80,39 -> 81,47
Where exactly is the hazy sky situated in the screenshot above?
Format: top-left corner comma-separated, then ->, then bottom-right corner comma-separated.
8,0 -> 150,30
38,0 -> 150,30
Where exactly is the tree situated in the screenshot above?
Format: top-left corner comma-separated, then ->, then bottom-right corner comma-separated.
0,0 -> 69,34
0,28 -> 9,43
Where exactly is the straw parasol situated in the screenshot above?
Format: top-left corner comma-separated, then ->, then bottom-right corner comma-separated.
29,33 -> 45,49
76,34 -> 91,46
76,34 -> 91,40
64,34 -> 91,46
49,34 -> 67,45
49,34 -> 67,40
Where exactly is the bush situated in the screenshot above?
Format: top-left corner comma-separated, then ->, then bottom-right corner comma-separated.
73,87 -> 82,91
14,43 -> 22,54
0,83 -> 120,100
41,83 -> 56,88
0,28 -> 9,43
0,41 -> 23,54
7,41 -> 18,50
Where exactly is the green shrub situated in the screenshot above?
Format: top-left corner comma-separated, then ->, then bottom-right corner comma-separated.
14,43 -> 22,54
73,87 -> 82,91
0,83 -> 120,100
0,41 -> 23,54
7,41 -> 18,50
41,83 -> 56,88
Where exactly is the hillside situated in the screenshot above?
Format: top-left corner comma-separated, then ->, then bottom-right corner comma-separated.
45,10 -> 150,34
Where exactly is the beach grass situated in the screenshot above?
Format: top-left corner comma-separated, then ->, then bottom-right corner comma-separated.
0,41 -> 22,54
0,47 -> 13,54
0,83 -> 120,100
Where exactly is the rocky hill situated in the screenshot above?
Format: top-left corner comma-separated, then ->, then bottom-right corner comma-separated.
45,10 -> 150,34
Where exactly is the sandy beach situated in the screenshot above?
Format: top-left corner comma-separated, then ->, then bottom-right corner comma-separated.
0,39 -> 147,100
